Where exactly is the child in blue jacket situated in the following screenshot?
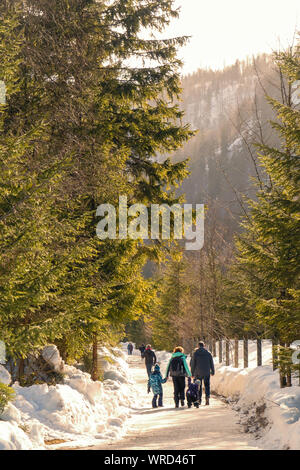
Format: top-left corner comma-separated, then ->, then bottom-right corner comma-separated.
147,364 -> 167,408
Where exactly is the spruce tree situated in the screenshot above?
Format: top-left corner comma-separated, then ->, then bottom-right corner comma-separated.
0,0 -> 193,365
234,49 -> 300,346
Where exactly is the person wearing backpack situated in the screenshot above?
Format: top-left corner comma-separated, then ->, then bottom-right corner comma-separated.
190,341 -> 215,405
144,344 -> 157,377
164,346 -> 192,408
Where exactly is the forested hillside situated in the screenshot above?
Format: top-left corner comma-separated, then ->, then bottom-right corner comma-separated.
172,55 -> 281,235
144,51 -> 300,381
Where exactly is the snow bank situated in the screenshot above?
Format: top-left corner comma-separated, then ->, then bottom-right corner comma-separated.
0,421 -> 35,450
0,344 -> 138,450
155,342 -> 300,449
211,341 -> 300,450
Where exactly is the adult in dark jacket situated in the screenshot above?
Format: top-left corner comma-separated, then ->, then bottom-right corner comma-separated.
190,342 -> 215,405
144,344 -> 157,377
138,344 -> 146,360
164,346 -> 191,408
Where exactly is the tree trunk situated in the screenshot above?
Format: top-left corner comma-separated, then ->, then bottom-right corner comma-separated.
279,341 -> 287,388
212,339 -> 216,357
18,358 -> 24,383
286,343 -> 292,387
218,340 -> 223,364
243,339 -> 248,368
91,336 -> 99,381
234,339 -> 239,368
225,340 -> 230,366
272,338 -> 278,371
280,372 -> 287,388
257,339 -> 262,367
286,370 -> 292,387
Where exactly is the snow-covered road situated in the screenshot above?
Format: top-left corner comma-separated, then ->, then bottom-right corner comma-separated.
83,356 -> 260,450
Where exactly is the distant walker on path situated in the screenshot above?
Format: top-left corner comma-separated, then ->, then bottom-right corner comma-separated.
144,344 -> 157,377
138,343 -> 146,360
190,341 -> 215,405
127,343 -> 134,355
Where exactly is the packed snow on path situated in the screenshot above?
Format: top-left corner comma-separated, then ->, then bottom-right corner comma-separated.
0,344 -> 142,450
91,343 -> 300,450
85,351 -> 260,451
1,341 -> 299,450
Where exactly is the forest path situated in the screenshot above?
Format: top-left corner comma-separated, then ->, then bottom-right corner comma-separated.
85,355 -> 261,450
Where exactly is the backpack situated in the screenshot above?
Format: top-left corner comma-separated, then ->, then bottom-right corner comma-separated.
170,356 -> 185,377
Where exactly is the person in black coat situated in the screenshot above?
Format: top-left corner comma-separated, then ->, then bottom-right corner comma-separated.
138,344 -> 146,360
190,342 -> 215,405
127,343 -> 134,355
144,344 -> 157,377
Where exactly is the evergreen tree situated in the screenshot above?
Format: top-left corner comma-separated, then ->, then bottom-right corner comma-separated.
150,255 -> 188,351
0,0 -> 193,366
234,49 -> 300,345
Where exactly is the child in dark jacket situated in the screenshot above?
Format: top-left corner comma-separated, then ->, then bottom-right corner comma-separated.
147,364 -> 166,408
186,377 -> 200,408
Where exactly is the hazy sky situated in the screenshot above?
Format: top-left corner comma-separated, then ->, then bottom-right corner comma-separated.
162,0 -> 300,74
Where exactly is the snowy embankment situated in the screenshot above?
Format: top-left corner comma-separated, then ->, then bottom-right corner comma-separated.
1,342 -> 299,450
156,342 -> 300,450
211,340 -> 300,450
0,344 -> 139,450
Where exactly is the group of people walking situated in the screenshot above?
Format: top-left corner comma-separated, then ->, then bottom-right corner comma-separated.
141,342 -> 215,409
